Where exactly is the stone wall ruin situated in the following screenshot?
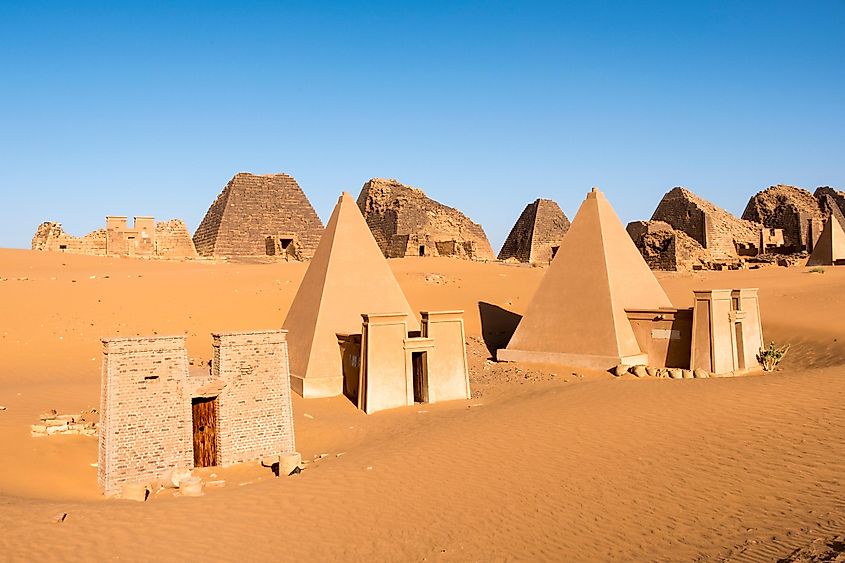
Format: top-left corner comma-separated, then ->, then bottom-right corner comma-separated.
32,216 -> 197,259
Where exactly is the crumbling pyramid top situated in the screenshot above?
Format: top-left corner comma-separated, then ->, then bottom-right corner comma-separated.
498,199 -> 571,264
652,187 -> 759,260
500,188 -> 672,369
357,178 -> 496,260
283,192 -> 419,398
193,172 -> 324,259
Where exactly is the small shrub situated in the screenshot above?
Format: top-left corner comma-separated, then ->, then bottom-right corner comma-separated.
757,342 -> 789,371
808,267 -> 826,274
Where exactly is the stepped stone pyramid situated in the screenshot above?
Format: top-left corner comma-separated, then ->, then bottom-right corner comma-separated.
283,192 -> 419,398
499,188 -> 673,370
193,172 -> 324,259
807,216 -> 845,266
498,198 -> 571,263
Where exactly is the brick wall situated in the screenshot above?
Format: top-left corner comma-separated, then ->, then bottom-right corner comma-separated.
627,220 -> 713,271
193,172 -> 325,259
98,336 -> 193,496
98,330 -> 296,495
212,330 -> 296,466
357,178 -> 496,260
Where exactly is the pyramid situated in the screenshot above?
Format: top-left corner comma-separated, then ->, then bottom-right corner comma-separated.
498,188 -> 673,370
498,199 -> 571,263
807,216 -> 845,266
193,172 -> 324,258
283,192 -> 419,398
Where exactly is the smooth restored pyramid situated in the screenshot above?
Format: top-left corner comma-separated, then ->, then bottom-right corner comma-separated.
807,216 -> 845,266
499,188 -> 673,370
283,192 -> 419,398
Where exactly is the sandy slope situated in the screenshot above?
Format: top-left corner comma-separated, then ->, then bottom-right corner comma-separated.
0,249 -> 843,561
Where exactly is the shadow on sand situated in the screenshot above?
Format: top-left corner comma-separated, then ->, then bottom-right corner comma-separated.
478,301 -> 523,360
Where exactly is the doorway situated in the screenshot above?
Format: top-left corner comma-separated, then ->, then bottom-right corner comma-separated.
734,323 -> 745,370
419,245 -> 426,257
412,351 -> 428,403
192,397 -> 218,467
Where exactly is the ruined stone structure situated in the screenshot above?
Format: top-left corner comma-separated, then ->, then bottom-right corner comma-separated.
357,178 -> 495,260
193,172 -> 324,260
742,185 -> 825,252
338,310 -> 471,414
32,216 -> 197,259
499,188 -> 765,376
98,330 -> 295,496
815,186 -> 845,219
626,220 -> 711,271
651,187 -> 760,262
498,199 -> 571,264
32,222 -> 107,254
283,192 -> 419,398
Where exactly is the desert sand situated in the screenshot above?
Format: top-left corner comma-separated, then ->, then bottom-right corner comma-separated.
0,248 -> 843,561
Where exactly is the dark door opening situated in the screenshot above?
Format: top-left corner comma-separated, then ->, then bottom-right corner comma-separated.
734,323 -> 745,370
550,246 -> 560,259
412,351 -> 428,403
192,397 -> 218,467
280,238 -> 293,250
419,245 -> 426,256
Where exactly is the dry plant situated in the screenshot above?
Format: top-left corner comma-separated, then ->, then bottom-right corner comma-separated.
757,342 -> 790,371
808,267 -> 826,274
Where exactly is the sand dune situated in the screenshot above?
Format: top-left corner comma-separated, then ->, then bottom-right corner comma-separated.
1,249 -> 843,561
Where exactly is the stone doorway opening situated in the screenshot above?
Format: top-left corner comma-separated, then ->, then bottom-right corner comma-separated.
412,351 -> 428,403
192,396 -> 218,467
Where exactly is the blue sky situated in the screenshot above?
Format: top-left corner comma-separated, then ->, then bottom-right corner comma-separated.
1,1 -> 843,250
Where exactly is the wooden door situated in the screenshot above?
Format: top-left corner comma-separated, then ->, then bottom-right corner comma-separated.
192,397 -> 217,467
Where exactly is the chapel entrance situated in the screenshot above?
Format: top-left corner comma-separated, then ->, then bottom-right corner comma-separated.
192,396 -> 218,467
412,351 -> 428,403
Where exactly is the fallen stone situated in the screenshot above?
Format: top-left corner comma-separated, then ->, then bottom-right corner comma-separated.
52,512 -> 68,523
179,476 -> 203,497
46,425 -> 67,435
30,424 -> 47,433
645,366 -> 660,377
669,369 -> 683,379
693,369 -> 710,379
612,364 -> 630,377
631,365 -> 648,378
682,369 -> 694,379
120,483 -> 149,502
161,466 -> 192,488
278,452 -> 302,476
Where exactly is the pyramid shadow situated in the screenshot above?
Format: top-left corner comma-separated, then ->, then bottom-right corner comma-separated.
478,302 -> 522,360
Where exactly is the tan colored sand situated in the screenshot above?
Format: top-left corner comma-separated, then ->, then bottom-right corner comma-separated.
0,249 -> 843,561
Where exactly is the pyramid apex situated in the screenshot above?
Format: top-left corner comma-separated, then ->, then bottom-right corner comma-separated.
338,191 -> 354,203
586,186 -> 604,199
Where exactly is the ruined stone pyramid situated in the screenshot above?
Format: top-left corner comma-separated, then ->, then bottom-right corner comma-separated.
193,172 -> 324,259
498,198 -> 571,263
499,188 -> 673,369
283,192 -> 419,398
807,216 -> 845,266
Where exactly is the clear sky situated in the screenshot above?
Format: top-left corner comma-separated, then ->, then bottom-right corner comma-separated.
1,1 -> 843,250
